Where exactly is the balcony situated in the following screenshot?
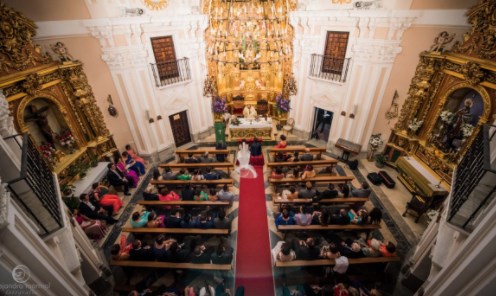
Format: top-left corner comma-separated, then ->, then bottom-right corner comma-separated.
4,134 -> 63,237
448,124 -> 496,232
309,54 -> 351,83
150,58 -> 191,87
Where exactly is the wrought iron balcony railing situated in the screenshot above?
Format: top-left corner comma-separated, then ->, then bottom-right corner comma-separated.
448,124 -> 496,232
5,134 -> 63,237
150,58 -> 191,87
309,54 -> 351,83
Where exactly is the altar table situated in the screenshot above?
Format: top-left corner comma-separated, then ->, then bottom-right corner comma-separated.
229,118 -> 273,140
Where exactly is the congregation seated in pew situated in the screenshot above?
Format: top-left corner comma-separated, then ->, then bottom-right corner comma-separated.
273,231 -> 397,263
111,234 -> 234,265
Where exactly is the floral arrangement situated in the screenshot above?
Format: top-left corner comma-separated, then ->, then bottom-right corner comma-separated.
275,93 -> 291,113
461,123 -> 474,138
57,130 -> 76,151
39,143 -> 57,165
369,133 -> 384,150
439,111 -> 454,123
212,96 -> 227,114
408,118 -> 423,132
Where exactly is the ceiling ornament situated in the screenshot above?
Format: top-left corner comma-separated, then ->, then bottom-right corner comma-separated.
143,0 -> 168,11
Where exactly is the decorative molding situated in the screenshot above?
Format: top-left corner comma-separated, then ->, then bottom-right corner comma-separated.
0,90 -> 16,137
0,177 -> 9,229
352,41 -> 403,63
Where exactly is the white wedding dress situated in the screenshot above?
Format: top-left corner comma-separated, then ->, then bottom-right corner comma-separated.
236,142 -> 257,178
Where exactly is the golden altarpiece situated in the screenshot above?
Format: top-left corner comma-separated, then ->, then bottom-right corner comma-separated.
385,0 -> 496,201
202,0 -> 297,130
0,3 -> 116,187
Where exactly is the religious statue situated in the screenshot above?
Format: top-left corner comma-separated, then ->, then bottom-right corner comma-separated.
24,105 -> 55,145
446,97 -> 474,150
243,105 -> 257,120
429,31 -> 455,52
50,42 -> 74,62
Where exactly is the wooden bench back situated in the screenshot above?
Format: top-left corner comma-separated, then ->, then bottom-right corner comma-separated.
273,197 -> 368,204
150,179 -> 234,186
269,147 -> 326,154
121,227 -> 230,235
277,224 -> 380,231
137,200 -> 230,207
111,260 -> 232,270
266,159 -> 337,168
175,149 -> 230,155
274,257 -> 400,267
269,176 -> 354,187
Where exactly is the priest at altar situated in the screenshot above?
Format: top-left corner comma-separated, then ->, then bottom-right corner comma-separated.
243,105 -> 257,120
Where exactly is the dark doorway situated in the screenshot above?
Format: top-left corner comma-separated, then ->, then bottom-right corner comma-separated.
311,108 -> 333,142
169,111 -> 191,147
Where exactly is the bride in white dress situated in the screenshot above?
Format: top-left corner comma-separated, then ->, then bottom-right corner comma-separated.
236,141 -> 257,178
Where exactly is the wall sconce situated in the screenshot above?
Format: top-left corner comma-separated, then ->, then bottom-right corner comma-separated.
107,95 -> 118,117
341,111 -> 346,116
146,110 -> 154,123
349,104 -> 358,119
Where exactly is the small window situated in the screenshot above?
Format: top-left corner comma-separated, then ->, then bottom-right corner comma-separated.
322,31 -> 349,74
151,36 -> 179,80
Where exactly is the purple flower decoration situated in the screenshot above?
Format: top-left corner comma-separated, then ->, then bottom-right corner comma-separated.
276,94 -> 291,113
212,96 -> 227,114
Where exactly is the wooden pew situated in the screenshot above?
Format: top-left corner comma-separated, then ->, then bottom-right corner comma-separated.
158,162 -> 235,174
276,224 -> 380,238
269,176 -> 354,190
266,159 -> 338,173
273,197 -> 368,210
269,147 -> 326,160
122,227 -> 230,235
137,200 -> 231,207
274,256 -> 400,268
175,149 -> 231,162
150,179 -> 234,187
111,260 -> 232,270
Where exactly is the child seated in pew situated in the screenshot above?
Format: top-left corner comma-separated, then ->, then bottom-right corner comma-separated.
129,239 -> 154,261
152,234 -> 177,261
338,183 -> 350,197
275,152 -> 291,162
191,168 -> 205,181
348,208 -> 369,225
166,209 -> 184,228
294,206 -> 313,226
142,184 -> 159,201
291,236 -> 321,260
147,211 -> 166,228
300,165 -> 316,180
158,187 -> 180,203
110,234 -> 133,261
275,207 -> 296,226
161,166 -> 177,180
194,187 -> 210,201
211,240 -> 234,264
131,209 -> 151,227
273,241 -> 297,262
280,185 -> 299,200
319,183 -> 339,199
332,208 -> 352,225
285,167 -> 302,178
271,167 -> 285,179
176,169 -> 192,180
214,208 -> 232,229
311,206 -> 332,226
208,188 -> 219,201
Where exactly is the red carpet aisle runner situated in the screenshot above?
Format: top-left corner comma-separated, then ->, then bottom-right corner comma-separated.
235,166 -> 275,295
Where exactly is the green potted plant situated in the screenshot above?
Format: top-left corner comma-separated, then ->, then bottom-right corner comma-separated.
375,154 -> 386,168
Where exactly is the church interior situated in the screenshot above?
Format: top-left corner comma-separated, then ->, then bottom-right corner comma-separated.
0,0 -> 495,295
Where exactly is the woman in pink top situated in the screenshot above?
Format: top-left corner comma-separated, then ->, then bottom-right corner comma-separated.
114,156 -> 139,188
